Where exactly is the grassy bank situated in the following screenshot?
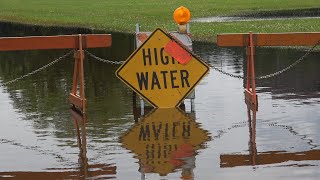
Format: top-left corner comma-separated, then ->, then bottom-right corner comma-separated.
1,0 -> 320,41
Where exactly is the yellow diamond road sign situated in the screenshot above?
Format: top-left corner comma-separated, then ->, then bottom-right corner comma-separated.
116,28 -> 209,108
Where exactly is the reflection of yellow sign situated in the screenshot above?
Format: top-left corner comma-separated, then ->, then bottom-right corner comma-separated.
120,108 -> 210,176
116,28 -> 209,108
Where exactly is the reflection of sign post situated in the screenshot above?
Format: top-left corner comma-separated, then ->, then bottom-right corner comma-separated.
116,28 -> 209,108
120,108 -> 210,176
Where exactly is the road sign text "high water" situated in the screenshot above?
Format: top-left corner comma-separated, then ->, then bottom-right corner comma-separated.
116,28 -> 209,108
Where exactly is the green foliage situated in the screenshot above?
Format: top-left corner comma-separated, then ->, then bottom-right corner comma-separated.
0,0 -> 320,41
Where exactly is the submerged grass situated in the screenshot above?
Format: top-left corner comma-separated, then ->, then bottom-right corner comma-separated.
1,0 -> 320,41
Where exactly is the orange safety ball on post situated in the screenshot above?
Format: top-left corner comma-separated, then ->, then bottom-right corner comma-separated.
173,6 -> 191,25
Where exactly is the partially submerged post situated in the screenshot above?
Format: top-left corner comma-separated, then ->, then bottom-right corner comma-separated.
0,34 -> 112,114
217,32 -> 258,110
69,35 -> 86,114
173,6 -> 195,111
217,32 -> 320,111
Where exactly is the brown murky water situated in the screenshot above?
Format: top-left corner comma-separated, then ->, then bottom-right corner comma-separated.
0,24 -> 320,179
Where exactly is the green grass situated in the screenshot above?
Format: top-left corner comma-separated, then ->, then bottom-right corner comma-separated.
1,0 -> 320,41
192,18 -> 320,41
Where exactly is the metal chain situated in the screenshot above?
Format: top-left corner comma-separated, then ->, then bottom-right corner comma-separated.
85,41 -> 318,79
1,50 -> 74,86
208,41 -> 320,80
85,50 -> 125,65
256,42 -> 319,79
209,65 -> 244,79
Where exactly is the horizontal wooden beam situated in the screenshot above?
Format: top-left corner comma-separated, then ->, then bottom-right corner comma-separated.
0,34 -> 112,51
221,150 -> 320,168
0,165 -> 116,179
217,32 -> 320,47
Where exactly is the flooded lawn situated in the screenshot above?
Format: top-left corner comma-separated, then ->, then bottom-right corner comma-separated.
192,8 -> 320,23
0,25 -> 320,179
192,16 -> 320,23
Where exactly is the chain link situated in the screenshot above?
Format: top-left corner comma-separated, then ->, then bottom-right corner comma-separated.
208,65 -> 244,79
0,50 -> 74,86
85,50 -> 125,65
208,41 -> 320,80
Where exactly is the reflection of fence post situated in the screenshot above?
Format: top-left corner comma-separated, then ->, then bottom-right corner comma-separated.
69,34 -> 87,114
245,32 -> 258,111
70,109 -> 89,178
247,106 -> 257,166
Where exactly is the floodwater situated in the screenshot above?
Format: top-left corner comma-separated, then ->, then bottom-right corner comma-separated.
1,25 -> 320,180
191,16 -> 320,23
192,8 -> 320,23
